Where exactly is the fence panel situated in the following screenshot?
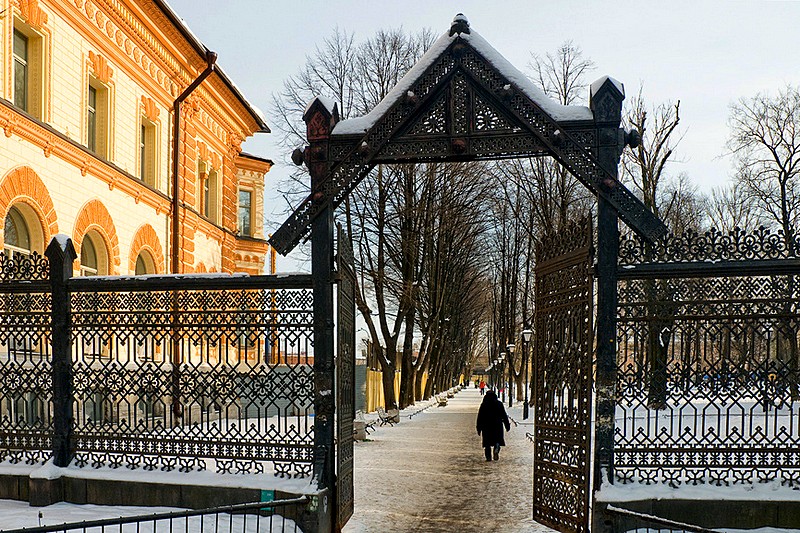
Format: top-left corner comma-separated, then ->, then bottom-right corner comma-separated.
0,252 -> 52,465
0,255 -> 316,480
68,276 -> 315,478
616,228 -> 800,487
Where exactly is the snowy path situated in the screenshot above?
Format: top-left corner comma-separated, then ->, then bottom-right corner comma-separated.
344,388 -> 555,533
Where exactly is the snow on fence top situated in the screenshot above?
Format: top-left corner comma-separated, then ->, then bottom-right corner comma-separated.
331,14 -> 593,136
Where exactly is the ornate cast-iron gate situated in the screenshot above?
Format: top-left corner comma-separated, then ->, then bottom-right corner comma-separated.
533,218 -> 594,533
336,227 -> 356,529
268,15 -> 669,531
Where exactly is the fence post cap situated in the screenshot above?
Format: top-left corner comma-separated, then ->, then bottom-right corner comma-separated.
45,234 -> 77,261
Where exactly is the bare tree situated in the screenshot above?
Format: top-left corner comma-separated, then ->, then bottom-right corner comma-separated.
659,173 -> 705,232
728,85 -> 800,248
621,88 -> 686,225
272,27 -> 436,410
620,87 -> 692,409
704,182 -> 767,233
271,27 -> 359,149
528,40 -> 595,107
482,42 -> 595,405
728,85 -> 800,397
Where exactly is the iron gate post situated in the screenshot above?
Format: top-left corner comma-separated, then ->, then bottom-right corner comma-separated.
312,206 -> 335,532
303,98 -> 340,532
46,236 -> 77,468
590,78 -> 625,497
590,79 -> 627,533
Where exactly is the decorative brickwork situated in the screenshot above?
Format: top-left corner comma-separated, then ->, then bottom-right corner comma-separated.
128,223 -> 164,274
0,166 -> 58,246
72,198 -> 120,274
141,95 -> 159,122
19,0 -> 49,29
88,51 -> 113,83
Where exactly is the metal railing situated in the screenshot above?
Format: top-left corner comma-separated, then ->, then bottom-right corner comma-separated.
0,496 -> 310,533
606,505 -> 716,533
0,241 -> 316,479
615,227 -> 800,488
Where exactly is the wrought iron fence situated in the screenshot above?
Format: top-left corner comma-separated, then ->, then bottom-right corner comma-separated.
616,227 -> 800,487
0,252 -> 53,466
0,243 -> 315,478
0,496 -> 309,532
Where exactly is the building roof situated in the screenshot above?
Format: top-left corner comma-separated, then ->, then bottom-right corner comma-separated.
238,152 -> 274,166
155,0 -> 270,133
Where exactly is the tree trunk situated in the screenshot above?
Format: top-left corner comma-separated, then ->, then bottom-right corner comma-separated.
399,310 -> 416,408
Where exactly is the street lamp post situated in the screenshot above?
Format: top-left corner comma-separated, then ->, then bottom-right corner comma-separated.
506,344 -> 515,407
521,328 -> 533,420
499,352 -> 506,402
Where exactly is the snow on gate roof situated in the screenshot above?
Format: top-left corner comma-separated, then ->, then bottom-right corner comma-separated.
331,13 -> 594,136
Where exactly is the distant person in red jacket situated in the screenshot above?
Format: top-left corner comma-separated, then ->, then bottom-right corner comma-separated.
479,380 -> 486,395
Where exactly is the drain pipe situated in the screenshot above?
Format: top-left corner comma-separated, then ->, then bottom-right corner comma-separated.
171,50 -> 217,274
169,51 -> 216,424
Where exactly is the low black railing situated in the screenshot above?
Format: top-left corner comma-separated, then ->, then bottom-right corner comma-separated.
0,496 -> 310,533
605,505 -> 716,533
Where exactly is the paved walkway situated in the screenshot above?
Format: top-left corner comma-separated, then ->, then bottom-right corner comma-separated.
343,388 -> 555,533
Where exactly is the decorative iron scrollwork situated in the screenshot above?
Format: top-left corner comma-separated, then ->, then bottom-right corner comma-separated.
620,226 -> 800,265
533,217 -> 594,533
617,227 -> 800,488
1,274 -> 316,479
0,252 -> 49,282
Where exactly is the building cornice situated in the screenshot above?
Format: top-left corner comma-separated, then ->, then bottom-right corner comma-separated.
0,97 -> 172,216
43,0 -> 264,141
235,153 -> 273,174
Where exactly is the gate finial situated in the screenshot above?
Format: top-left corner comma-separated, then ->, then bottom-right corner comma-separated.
450,13 -> 470,36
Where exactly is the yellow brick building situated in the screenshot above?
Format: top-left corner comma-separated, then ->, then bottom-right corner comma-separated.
0,0 -> 272,276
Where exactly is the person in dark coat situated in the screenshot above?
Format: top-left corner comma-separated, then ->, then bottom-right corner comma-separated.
476,390 -> 510,461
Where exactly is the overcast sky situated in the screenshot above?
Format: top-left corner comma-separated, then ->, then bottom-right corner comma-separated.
167,0 -> 800,269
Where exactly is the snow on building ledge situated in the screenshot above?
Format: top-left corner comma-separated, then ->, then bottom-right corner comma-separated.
596,479 -> 800,503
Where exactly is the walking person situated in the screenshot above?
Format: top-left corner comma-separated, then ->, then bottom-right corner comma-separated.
476,390 -> 510,461
479,379 -> 486,395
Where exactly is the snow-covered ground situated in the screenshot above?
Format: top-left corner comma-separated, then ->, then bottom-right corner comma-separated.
344,387 -> 554,533
4,387 -> 798,532
0,499 -> 302,531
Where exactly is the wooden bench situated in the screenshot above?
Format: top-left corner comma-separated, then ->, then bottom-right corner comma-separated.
436,394 -> 448,407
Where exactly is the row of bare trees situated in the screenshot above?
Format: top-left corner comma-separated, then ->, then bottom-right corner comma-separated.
272,28 -> 494,410
271,26 -> 800,410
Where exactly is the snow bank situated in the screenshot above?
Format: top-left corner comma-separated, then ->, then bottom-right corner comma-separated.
597,479 -> 800,502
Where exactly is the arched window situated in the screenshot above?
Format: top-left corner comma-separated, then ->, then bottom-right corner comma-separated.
134,250 -> 155,275
4,206 -> 31,259
133,250 -> 163,364
79,231 -> 111,361
80,236 -> 97,276
80,231 -> 108,276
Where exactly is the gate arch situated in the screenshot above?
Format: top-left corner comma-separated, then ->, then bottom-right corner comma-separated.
271,14 -> 665,532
